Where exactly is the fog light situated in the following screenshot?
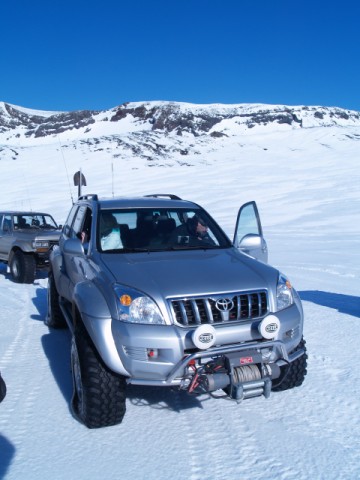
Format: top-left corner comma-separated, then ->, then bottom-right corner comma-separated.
192,324 -> 216,350
147,348 -> 158,359
258,315 -> 280,340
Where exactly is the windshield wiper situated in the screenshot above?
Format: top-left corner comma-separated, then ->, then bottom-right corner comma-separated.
166,244 -> 219,251
120,247 -> 151,253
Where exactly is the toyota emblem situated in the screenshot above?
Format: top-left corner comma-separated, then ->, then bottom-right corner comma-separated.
215,298 -> 234,312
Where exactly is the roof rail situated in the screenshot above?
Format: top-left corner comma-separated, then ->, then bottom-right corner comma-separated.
144,194 -> 182,200
78,194 -> 98,201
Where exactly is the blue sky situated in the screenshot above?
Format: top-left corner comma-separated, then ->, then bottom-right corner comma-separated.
1,0 -> 359,112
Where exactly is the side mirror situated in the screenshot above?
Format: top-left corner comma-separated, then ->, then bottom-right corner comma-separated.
237,233 -> 262,250
63,238 -> 84,255
237,233 -> 268,262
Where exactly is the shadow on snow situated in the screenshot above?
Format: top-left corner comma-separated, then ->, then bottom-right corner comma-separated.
31,284 -> 48,321
0,434 -> 15,479
299,290 -> 360,318
126,384 -> 204,413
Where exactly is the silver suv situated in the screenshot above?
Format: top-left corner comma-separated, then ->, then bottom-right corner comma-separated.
0,211 -> 61,283
47,194 -> 307,428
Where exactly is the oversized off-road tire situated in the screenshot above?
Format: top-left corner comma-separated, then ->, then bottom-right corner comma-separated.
272,338 -> 307,391
71,322 -> 127,428
45,272 -> 67,328
0,372 -> 6,403
9,250 -> 36,284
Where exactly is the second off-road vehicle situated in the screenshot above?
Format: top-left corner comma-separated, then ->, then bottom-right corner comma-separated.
47,194 -> 307,428
0,211 -> 61,283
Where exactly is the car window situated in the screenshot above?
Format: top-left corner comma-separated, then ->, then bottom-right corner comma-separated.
234,202 -> 262,246
14,214 -> 58,230
63,205 -> 79,238
97,207 -> 231,252
82,209 -> 92,241
71,206 -> 88,239
3,215 -> 12,233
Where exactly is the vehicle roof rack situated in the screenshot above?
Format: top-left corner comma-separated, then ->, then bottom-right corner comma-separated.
78,194 -> 98,201
144,194 -> 182,200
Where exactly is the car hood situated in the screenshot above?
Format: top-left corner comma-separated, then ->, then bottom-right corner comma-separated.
16,229 -> 61,241
99,248 -> 278,299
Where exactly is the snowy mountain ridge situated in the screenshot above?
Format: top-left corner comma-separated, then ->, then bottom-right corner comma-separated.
1,102 -> 360,480
1,100 -> 360,142
1,100 -> 360,171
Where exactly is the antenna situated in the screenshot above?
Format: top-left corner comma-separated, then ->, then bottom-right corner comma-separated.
16,133 -> 33,210
111,161 -> 114,198
58,136 -> 74,204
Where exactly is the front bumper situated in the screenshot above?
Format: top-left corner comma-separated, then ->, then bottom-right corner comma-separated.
126,339 -> 305,387
104,301 -> 304,384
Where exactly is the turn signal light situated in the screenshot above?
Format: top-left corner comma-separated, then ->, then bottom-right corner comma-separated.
120,294 -> 132,306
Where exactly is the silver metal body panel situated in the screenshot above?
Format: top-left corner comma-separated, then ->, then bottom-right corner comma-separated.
50,194 -> 305,385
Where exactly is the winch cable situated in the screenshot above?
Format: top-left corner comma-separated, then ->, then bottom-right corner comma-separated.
233,364 -> 262,384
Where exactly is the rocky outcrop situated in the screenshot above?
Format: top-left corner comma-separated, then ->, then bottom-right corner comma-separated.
1,101 -> 359,140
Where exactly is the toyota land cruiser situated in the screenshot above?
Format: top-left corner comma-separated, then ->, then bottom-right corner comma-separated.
47,194 -> 307,428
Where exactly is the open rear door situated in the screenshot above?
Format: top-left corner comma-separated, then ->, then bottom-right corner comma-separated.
233,201 -> 268,263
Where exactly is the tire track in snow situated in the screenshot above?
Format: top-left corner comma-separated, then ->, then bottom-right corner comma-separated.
199,397 -> 301,480
0,281 -> 35,435
0,284 -> 31,368
172,391 -> 203,480
175,390 -> 294,480
282,262 -> 358,279
0,280 -> 48,444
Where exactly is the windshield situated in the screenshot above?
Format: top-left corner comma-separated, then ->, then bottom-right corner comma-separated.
14,214 -> 58,230
97,207 -> 231,252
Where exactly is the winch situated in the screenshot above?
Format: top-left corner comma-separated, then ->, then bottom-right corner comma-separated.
186,350 -> 281,402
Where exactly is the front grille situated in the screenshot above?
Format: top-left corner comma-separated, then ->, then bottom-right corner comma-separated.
170,291 -> 268,327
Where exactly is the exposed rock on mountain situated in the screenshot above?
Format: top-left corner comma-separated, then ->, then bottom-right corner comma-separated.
1,101 -> 359,140
1,100 -> 359,165
0,103 -> 97,137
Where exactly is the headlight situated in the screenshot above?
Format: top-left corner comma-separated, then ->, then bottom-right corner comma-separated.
113,285 -> 165,325
32,240 -> 50,251
276,273 -> 294,311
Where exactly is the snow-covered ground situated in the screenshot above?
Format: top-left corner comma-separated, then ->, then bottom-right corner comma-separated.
0,109 -> 360,479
